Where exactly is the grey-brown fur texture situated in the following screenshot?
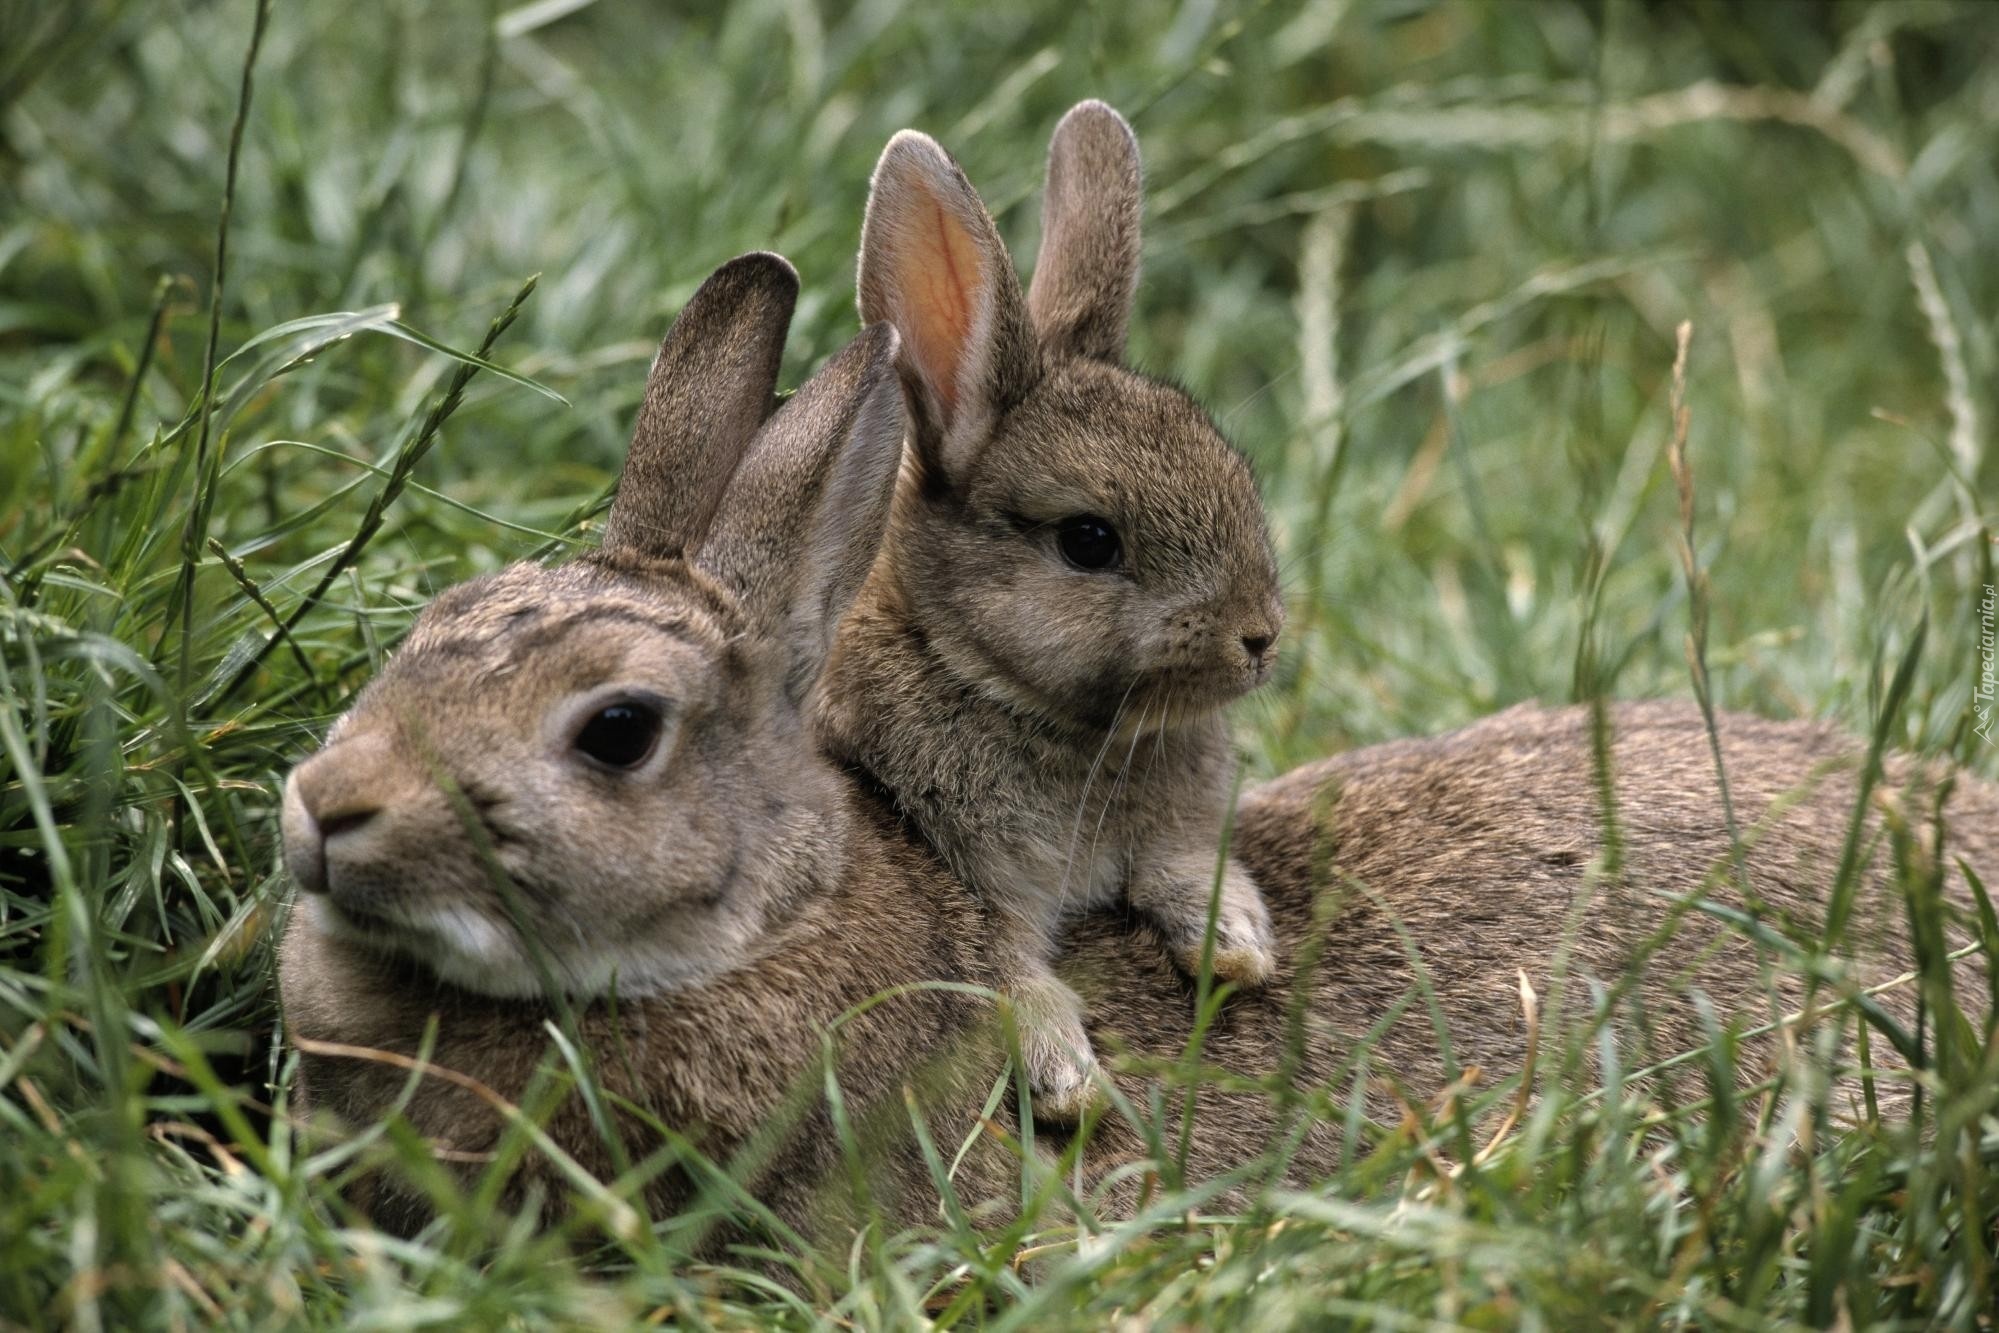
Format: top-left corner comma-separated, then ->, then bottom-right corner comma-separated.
598,254 -> 794,558
284,693 -> 1998,1240
1064,702 -> 1993,1205
279,250 -> 997,1241
280,253 -> 907,1004
278,252 -> 1997,1256
280,786 -> 1002,1241
822,100 -> 1287,1117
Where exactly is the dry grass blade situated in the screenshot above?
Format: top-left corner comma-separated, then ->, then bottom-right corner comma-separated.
289,1034 -> 644,1242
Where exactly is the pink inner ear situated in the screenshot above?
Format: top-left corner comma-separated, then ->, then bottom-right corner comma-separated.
900,200 -> 985,421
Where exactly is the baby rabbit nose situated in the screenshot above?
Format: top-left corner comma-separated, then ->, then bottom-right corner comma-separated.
1241,626 -> 1278,663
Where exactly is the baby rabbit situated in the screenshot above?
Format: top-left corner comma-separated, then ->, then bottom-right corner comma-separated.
816,101 -> 1284,1119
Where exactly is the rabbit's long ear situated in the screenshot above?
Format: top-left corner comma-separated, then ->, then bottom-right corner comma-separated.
602,252 -> 798,559
857,130 -> 1039,488
697,323 -> 906,701
1029,100 -> 1142,363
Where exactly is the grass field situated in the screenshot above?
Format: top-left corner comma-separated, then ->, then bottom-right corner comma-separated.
4,0 -> 1998,1325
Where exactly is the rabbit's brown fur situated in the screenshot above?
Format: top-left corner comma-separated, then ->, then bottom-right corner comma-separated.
817,101 -> 1285,1117
281,782 -> 1002,1240
1060,700 -> 1994,1206
280,250 -> 1002,1241
278,250 -> 1997,1254
278,256 -> 895,1004
286,693 -> 1997,1237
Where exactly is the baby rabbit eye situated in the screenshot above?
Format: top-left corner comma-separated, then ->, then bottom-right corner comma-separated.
572,700 -> 663,770
1056,514 -> 1121,572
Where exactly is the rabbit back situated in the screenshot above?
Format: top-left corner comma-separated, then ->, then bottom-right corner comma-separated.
1060,699 -> 1996,1199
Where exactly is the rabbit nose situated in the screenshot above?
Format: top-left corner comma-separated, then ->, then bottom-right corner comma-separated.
282,775 -> 330,895
283,732 -> 403,894
1241,625 -> 1279,665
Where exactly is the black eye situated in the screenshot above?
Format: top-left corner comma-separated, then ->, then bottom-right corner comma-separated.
1056,514 -> 1121,571
572,701 -> 663,769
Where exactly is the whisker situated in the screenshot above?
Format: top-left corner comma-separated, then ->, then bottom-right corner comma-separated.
1082,695 -> 1153,895
1057,676 -> 1141,907
1218,365 -> 1299,430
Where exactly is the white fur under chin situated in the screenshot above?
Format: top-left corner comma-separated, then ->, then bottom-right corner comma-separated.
307,896 -> 731,1000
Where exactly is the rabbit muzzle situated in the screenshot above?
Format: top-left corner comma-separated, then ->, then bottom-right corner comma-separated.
1141,594 -> 1283,707
284,731 -> 427,918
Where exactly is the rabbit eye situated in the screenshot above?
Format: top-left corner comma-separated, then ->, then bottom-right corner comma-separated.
573,700 -> 662,769
1056,514 -> 1121,572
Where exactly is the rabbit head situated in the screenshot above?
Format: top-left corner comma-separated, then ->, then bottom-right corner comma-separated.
281,254 -> 906,1000
856,101 -> 1282,735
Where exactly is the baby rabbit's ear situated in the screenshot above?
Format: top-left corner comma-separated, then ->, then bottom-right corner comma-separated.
602,252 -> 799,559
1029,100 -> 1142,364
697,323 -> 906,701
857,130 -> 1040,488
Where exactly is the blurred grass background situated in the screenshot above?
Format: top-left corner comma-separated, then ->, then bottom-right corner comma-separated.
3,0 -> 1997,1326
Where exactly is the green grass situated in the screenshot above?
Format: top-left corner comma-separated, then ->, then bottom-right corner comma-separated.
4,0 -> 1998,1325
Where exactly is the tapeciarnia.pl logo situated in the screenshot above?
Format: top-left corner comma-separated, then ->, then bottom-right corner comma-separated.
1977,583 -> 1996,745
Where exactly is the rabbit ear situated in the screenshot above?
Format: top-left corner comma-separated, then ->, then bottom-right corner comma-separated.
1029,100 -> 1142,363
857,130 -> 1040,487
697,322 -> 906,701
602,252 -> 799,559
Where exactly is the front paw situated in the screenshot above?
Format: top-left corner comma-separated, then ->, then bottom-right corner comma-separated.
1007,975 -> 1101,1123
1154,862 -> 1277,987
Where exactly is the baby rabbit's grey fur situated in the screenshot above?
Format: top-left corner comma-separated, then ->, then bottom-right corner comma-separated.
817,102 -> 1284,1118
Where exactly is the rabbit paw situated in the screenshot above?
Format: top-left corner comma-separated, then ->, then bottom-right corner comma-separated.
1144,858 -> 1278,987
1008,974 -> 1101,1123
